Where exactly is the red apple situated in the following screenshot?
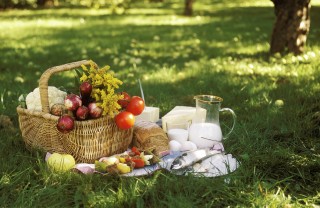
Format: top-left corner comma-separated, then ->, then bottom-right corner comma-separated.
80,81 -> 92,98
56,114 -> 74,133
117,92 -> 131,109
88,102 -> 103,118
65,94 -> 82,111
76,106 -> 89,120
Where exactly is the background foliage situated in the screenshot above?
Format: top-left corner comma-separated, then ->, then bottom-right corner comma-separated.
2,0 -> 140,11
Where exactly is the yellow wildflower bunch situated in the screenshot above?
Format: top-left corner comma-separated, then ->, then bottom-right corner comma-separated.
80,60 -> 123,117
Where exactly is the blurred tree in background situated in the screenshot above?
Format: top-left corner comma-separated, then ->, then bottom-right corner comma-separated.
270,0 -> 311,55
184,0 -> 194,16
36,0 -> 53,7
0,0 -> 134,10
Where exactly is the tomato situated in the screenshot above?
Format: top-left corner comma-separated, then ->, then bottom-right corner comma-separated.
131,157 -> 145,168
125,157 -> 132,163
115,111 -> 135,130
118,92 -> 131,109
131,146 -> 141,156
126,96 -> 145,116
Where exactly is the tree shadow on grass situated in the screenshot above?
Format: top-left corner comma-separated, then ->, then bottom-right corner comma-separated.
4,4 -> 315,76
222,51 -> 270,61
1,4 -> 319,101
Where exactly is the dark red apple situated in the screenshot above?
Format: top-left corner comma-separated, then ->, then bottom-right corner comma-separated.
64,94 -> 82,111
80,81 -> 92,98
56,115 -> 74,133
117,92 -> 131,109
88,102 -> 103,118
76,106 -> 89,120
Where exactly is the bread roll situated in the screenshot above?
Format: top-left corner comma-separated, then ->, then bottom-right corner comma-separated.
132,120 -> 169,157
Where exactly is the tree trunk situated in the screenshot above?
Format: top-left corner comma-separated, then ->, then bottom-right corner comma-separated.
37,0 -> 54,7
0,0 -> 14,9
184,0 -> 194,16
270,0 -> 311,55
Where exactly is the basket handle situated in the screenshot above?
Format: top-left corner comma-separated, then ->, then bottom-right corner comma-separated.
39,60 -> 96,113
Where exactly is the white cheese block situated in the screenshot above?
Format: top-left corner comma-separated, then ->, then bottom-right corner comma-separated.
162,106 -> 207,132
162,106 -> 196,132
135,106 -> 160,122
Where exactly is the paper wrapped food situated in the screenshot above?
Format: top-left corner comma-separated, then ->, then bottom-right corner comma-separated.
132,120 -> 170,157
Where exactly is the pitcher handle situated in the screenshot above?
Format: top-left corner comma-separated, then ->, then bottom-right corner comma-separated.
219,108 -> 236,139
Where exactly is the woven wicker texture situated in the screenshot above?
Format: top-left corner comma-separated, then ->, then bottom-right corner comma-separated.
17,60 -> 133,163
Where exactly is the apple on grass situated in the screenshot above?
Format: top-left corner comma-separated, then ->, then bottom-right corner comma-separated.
46,153 -> 76,173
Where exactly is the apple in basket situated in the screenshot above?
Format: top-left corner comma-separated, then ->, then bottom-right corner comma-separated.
79,81 -> 92,98
117,91 -> 131,109
56,114 -> 74,133
47,153 -> 76,172
88,102 -> 103,118
76,106 -> 89,120
50,103 -> 66,116
64,94 -> 82,111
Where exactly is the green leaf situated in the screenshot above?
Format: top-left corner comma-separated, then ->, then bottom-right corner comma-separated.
75,69 -> 84,80
73,70 -> 83,93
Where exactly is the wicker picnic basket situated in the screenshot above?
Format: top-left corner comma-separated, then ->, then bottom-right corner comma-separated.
16,60 -> 133,163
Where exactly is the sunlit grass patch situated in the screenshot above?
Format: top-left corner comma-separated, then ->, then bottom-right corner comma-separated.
117,14 -> 213,26
1,18 -> 83,29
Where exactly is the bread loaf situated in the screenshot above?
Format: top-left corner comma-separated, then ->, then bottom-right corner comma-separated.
132,120 -> 169,157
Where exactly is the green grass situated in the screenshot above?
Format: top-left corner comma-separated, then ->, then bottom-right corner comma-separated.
1,0 -> 320,207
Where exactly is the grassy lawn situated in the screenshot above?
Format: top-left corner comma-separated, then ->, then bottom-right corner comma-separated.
1,0 -> 320,207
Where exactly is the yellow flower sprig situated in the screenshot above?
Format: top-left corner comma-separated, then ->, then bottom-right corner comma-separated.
80,60 -> 123,117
